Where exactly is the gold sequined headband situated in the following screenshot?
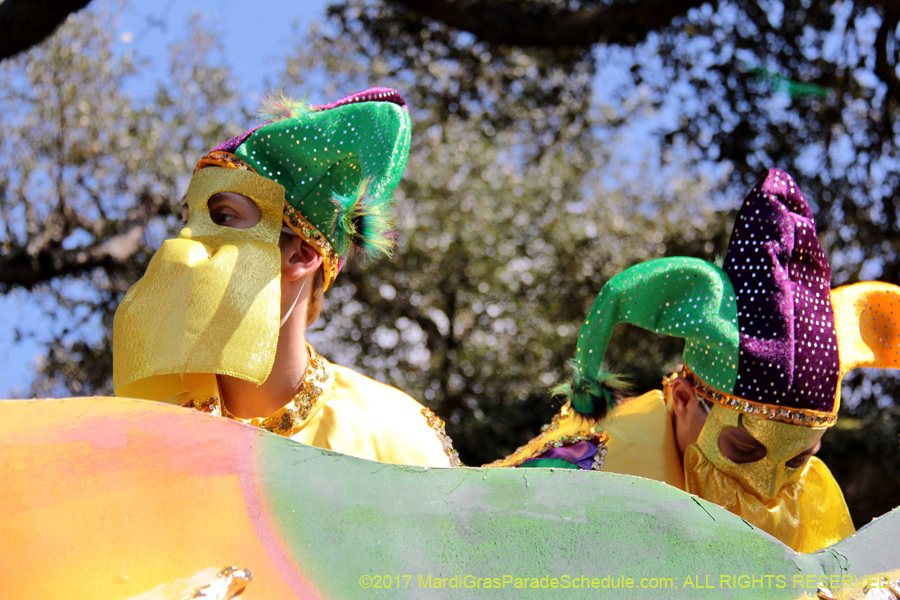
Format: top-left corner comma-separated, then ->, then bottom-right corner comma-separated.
681,364 -> 836,428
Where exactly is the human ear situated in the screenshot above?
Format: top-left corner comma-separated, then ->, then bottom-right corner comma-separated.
670,377 -> 696,421
281,235 -> 323,282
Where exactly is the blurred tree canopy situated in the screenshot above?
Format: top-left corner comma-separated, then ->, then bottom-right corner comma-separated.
0,8 -> 244,395
2,0 -> 899,525
294,0 -> 900,524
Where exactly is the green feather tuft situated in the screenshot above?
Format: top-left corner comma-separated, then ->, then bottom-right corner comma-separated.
329,177 -> 396,260
552,361 -> 631,419
258,91 -> 310,124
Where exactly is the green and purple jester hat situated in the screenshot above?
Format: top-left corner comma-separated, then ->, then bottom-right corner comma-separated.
557,169 -> 841,428
199,87 -> 412,290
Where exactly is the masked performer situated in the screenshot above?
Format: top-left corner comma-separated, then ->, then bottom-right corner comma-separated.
489,169 -> 900,552
113,89 -> 459,468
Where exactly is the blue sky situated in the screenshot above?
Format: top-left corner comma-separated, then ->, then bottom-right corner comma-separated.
117,0 -> 331,96
0,0 -> 332,396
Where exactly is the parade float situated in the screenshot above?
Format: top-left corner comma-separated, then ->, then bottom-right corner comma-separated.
1,395 -> 897,600
2,5 -> 899,600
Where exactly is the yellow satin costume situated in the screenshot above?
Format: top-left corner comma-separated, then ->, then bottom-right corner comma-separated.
172,346 -> 459,468
489,390 -> 854,553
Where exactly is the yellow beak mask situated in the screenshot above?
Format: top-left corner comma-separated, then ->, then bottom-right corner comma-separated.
113,167 -> 286,403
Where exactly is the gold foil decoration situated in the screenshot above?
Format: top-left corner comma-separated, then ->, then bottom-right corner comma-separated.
421,406 -> 463,467
187,567 -> 253,600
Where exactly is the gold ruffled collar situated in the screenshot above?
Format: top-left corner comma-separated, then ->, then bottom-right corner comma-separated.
189,346 -> 333,438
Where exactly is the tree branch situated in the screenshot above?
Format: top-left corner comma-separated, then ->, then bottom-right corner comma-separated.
0,0 -> 92,61
387,0 -> 712,47
0,224 -> 145,291
0,190 -> 169,291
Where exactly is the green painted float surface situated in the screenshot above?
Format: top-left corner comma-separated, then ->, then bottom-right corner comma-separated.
254,417 -> 899,599
0,397 -> 897,599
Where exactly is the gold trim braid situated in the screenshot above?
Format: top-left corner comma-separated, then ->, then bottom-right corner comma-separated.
682,365 -> 837,428
194,150 -> 257,174
420,407 -> 462,467
482,402 -> 608,469
282,203 -> 338,290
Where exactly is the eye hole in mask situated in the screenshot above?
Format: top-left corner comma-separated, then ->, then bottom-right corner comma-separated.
181,192 -> 263,230
718,421 -> 767,464
784,441 -> 821,469
209,192 -> 262,229
717,415 -> 820,468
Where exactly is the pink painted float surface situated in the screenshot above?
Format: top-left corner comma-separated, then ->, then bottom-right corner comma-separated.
0,397 -> 318,599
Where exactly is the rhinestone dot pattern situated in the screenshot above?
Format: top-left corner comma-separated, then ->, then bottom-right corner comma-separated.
232,89 -> 411,256
722,169 -> 840,416
574,256 -> 740,394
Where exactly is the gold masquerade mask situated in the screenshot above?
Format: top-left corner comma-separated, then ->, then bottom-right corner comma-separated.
680,402 -> 856,553
691,404 -> 823,502
113,168 -> 286,402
